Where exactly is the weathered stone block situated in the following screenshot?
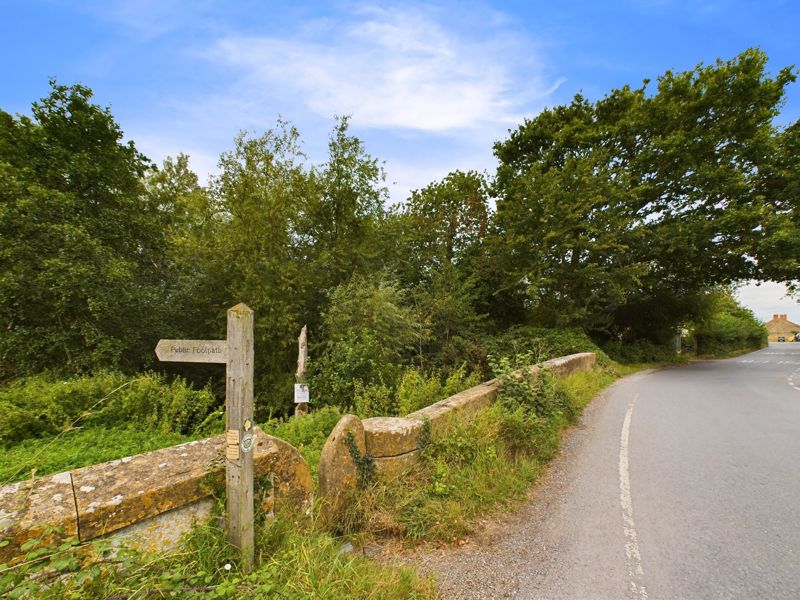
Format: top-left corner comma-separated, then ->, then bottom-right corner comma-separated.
71,427 -> 311,542
103,498 -> 214,554
542,352 -> 596,378
317,414 -> 364,521
0,429 -> 312,561
0,472 -> 77,564
373,450 -> 421,481
407,381 -> 498,438
363,417 -> 423,458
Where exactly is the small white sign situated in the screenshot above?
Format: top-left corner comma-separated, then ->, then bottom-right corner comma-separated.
294,383 -> 310,404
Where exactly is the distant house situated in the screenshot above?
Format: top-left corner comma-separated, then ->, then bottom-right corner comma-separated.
764,314 -> 800,342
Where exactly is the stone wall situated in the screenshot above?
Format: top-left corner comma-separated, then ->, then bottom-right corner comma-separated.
317,352 -> 596,516
0,428 -> 312,563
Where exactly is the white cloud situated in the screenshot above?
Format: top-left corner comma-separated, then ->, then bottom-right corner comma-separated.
71,0 -> 215,40
203,3 -> 558,133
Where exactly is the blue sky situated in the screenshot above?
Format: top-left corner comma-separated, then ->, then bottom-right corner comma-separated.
2,0 -> 798,321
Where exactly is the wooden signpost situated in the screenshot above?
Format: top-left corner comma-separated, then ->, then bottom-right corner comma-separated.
155,303 -> 255,572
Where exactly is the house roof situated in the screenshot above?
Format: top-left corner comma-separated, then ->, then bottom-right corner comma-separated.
765,314 -> 800,334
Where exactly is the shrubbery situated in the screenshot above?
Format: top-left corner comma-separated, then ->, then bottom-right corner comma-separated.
352,364 -> 480,419
602,338 -> 681,364
0,372 -> 218,447
260,405 -> 343,475
693,292 -> 767,356
482,326 -> 604,373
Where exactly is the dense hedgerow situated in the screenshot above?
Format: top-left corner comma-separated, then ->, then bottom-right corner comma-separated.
693,293 -> 768,356
601,338 -> 682,364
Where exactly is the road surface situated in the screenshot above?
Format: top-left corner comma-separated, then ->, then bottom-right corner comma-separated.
411,343 -> 800,600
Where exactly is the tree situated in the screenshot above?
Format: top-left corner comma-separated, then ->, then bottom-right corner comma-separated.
298,116 -> 388,333
201,121 -> 312,414
142,154 -> 220,365
0,82 -> 170,376
309,274 -> 424,406
693,290 -> 767,355
401,170 -> 489,279
394,171 -> 491,368
491,49 -> 797,340
756,118 -> 800,291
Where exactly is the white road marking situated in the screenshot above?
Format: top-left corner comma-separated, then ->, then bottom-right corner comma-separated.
789,365 -> 800,392
620,394 -> 648,599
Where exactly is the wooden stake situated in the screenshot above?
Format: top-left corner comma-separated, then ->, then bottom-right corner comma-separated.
294,325 -> 309,417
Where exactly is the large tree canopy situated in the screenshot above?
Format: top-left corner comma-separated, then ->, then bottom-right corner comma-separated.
492,49 -> 797,340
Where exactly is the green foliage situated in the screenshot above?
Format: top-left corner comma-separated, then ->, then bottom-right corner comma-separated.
0,371 -> 218,447
491,49 -> 798,337
310,274 -> 424,406
0,81 -> 171,377
491,352 -> 574,420
260,405 -> 342,476
483,325 -> 603,373
350,364 -> 480,419
396,363 -> 480,416
353,380 -> 397,418
758,119 -> 800,290
693,291 -> 768,356
389,171 -> 491,371
300,116 -> 388,299
396,170 -> 490,283
344,430 -> 376,489
602,339 -> 681,364
0,426 -> 193,485
201,120 -> 311,417
395,368 -> 445,416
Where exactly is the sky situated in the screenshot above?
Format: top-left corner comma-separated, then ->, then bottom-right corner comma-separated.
1,0 -> 798,322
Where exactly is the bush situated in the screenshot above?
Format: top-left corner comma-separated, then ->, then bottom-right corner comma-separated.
693,292 -> 767,356
348,364 -> 481,419
0,371 -> 218,447
489,352 -> 573,419
260,405 -> 343,476
353,381 -> 397,418
310,275 -> 425,407
395,363 -> 480,416
482,326 -> 603,375
602,339 -> 679,364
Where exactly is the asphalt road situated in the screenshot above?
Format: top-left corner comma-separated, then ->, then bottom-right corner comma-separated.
412,344 -> 800,600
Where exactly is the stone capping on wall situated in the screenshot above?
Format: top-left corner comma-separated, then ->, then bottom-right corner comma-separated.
0,428 -> 312,563
317,352 -> 597,512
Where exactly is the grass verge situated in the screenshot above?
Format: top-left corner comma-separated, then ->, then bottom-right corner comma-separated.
1,512 -> 435,599
335,359 -> 646,546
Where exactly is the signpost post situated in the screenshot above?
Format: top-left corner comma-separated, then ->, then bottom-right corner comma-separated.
155,303 -> 255,572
